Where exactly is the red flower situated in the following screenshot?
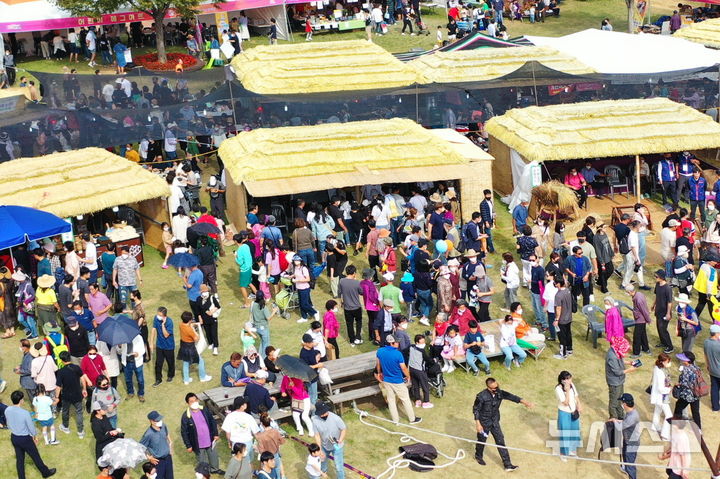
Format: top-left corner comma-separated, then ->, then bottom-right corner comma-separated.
134,52 -> 198,71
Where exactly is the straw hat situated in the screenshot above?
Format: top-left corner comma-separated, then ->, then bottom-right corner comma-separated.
464,249 -> 479,258
428,193 -> 442,203
30,342 -> 47,358
0,266 -> 10,280
378,229 -> 391,239
37,274 -> 56,288
11,270 -> 27,282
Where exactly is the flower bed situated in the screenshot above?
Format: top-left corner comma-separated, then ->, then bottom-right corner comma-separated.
134,52 -> 198,71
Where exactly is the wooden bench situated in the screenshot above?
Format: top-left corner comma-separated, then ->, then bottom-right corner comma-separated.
328,384 -> 382,415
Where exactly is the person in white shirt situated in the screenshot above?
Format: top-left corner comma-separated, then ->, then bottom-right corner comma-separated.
80,233 -> 99,283
306,322 -> 327,359
409,187 -> 427,225
120,77 -> 132,97
139,137 -> 149,162
660,220 -> 679,277
487,19 -> 497,37
86,28 -> 97,67
500,253 -> 520,312
102,82 -> 114,106
555,371 -> 581,460
499,315 -> 526,371
622,221 -> 645,289
543,271 -> 558,341
164,123 -> 178,160
650,353 -> 673,441
67,28 -> 79,63
436,25 -> 443,45
221,397 -> 259,464
371,6 -> 384,34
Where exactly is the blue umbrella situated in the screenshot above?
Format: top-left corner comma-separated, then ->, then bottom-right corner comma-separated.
0,205 -> 71,250
96,314 -> 139,347
168,252 -> 200,268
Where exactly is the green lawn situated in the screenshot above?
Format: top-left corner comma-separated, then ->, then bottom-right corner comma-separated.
2,185 -> 718,478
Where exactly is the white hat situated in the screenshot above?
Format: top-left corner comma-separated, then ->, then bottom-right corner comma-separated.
675,293 -> 690,304
677,245 -> 689,255
209,176 -> 217,186
255,369 -> 269,380
382,272 -> 395,282
668,219 -> 680,227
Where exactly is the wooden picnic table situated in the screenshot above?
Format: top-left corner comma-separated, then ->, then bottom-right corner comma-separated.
201,351 -> 378,414
477,319 -> 547,360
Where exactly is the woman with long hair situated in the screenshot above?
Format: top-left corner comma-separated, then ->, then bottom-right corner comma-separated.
291,255 -> 317,323
651,353 -> 673,440
555,370 -> 581,461
263,238 -> 281,298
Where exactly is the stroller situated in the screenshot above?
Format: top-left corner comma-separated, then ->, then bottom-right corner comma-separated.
182,184 -> 202,212
275,276 -> 299,319
426,357 -> 446,398
415,17 -> 430,36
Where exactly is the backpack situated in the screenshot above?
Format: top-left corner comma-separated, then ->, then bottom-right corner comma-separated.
693,366 -> 710,397
457,222 -> 474,253
46,334 -> 69,369
618,234 -> 630,255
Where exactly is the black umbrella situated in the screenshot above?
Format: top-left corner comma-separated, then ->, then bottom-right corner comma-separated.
189,222 -> 222,235
96,314 -> 140,347
167,252 -> 200,268
276,355 -> 318,382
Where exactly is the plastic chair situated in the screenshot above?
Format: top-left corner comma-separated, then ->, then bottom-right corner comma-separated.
582,304 -> 605,349
270,203 -> 288,235
615,300 -> 638,330
604,165 -> 630,199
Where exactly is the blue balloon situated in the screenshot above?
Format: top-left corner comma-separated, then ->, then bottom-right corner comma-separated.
435,239 -> 448,253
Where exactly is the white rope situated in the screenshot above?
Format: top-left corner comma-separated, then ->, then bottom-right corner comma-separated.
354,405 -> 465,479
353,405 -> 714,473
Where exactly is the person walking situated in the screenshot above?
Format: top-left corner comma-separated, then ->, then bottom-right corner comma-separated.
693,255 -> 719,321
593,221 -> 614,294
615,393 -> 641,479
180,393 -> 223,475
6,390 -> 57,479
151,307 -> 176,387
650,353 -> 673,441
119,333 -> 145,403
409,334 -> 433,407
14,339 -> 37,399
472,377 -> 532,470
197,285 -> 221,356
653,270 -> 674,353
90,400 -> 121,464
673,352 -> 702,428
528,254 -> 547,330
625,285 -> 652,357
553,277 -> 573,359
704,324 -> 720,412
54,350 -> 88,439
178,311 -> 212,385
555,371 -> 580,461
675,294 -> 699,353
250,291 -> 275,358
375,334 -> 421,425
311,401 -> 347,479
606,336 -> 636,419
140,410 -> 174,479
112,246 -> 142,311
564,246 -> 592,312
338,265 -> 364,346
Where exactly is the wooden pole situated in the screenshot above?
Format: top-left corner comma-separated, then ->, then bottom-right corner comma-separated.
635,155 -> 641,202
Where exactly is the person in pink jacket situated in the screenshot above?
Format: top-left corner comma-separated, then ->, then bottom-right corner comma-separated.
604,296 -> 625,343
280,376 -> 314,436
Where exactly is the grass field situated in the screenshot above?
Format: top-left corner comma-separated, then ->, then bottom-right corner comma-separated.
1,183 -> 719,479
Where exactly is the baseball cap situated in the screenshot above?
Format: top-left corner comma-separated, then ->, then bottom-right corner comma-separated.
654,269 -> 666,279
385,334 -> 397,344
618,393 -> 634,404
65,316 -> 78,327
255,369 -> 269,380
147,411 -> 163,422
668,219 -> 680,227
710,324 -> 720,334
315,401 -> 332,416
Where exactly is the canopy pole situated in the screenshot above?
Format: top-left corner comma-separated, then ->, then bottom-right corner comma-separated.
635,155 -> 641,202
415,84 -> 419,123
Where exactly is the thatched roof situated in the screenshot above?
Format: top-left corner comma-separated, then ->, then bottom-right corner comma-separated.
411,46 -> 596,83
230,40 -> 426,95
485,98 -> 720,162
532,181 -> 579,215
674,19 -> 720,49
219,118 -> 493,197
0,148 -> 170,218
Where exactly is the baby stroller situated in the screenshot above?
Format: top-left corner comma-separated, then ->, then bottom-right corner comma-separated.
275,276 -> 299,319
182,184 -> 202,212
426,357 -> 446,398
415,17 -> 430,35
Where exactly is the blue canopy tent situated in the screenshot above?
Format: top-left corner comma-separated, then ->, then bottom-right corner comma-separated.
0,205 -> 72,250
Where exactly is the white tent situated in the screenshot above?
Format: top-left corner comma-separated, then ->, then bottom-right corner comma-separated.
526,29 -> 720,75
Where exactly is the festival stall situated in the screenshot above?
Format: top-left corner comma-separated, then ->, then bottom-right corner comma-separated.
674,18 -> 720,49
0,148 -> 171,264
217,117 -> 493,229
485,97 -> 720,209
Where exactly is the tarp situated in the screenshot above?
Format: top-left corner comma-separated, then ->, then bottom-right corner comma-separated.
0,205 -> 71,250
525,29 -> 720,75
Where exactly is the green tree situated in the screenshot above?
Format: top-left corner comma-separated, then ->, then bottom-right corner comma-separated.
51,0 -> 219,63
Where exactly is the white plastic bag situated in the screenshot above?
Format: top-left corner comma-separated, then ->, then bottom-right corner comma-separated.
318,367 -> 333,385
194,323 -> 208,355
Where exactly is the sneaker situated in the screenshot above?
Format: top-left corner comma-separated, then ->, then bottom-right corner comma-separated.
314,312 -> 320,321
513,359 -> 520,368
167,377 -> 174,383
78,432 -> 85,439
49,440 -> 60,445
88,62 -> 94,67
297,318 -> 308,323
59,425 -> 70,434
505,365 -> 512,371
560,456 -> 568,462
485,369 -> 492,375
639,285 -> 651,291
419,318 -> 430,326
184,378 -> 194,385
553,354 -> 567,360
200,375 -> 213,383
0,380 -> 6,393
473,369 -> 480,376
127,394 -> 135,399
43,468 -> 57,478
415,400 -> 422,407
213,347 -> 219,356
475,458 -> 486,466
153,380 -> 163,387
447,365 -> 455,373
504,465 -> 519,472
567,350 -> 574,356
410,417 -> 422,424
139,396 -> 145,403
422,402 -> 434,408
248,294 -> 256,299
663,348 -> 675,354
354,339 -> 363,345
441,364 -> 449,373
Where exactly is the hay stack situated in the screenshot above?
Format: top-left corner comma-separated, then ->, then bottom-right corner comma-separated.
531,181 -> 579,218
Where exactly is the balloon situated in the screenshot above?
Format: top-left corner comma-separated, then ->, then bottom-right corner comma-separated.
435,240 -> 448,253
445,239 -> 454,249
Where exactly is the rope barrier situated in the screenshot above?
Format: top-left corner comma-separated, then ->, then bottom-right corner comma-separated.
287,435 -> 378,479
352,405 -> 714,473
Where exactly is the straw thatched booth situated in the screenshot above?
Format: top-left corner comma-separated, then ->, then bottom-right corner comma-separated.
0,148 -> 171,253
674,19 -> 720,49
485,97 -> 720,198
218,118 -> 493,229
230,40 -> 426,95
0,87 -> 29,116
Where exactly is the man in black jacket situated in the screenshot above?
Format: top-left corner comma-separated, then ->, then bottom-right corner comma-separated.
180,393 -> 224,475
472,378 -> 533,471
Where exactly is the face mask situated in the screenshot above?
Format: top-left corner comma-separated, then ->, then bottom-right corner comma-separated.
517,308 -> 523,315
74,309 -> 82,315
201,292 -> 210,298
99,384 -> 109,390
190,402 -> 201,410
121,254 -> 129,259
88,354 -> 97,359
710,204 -> 717,211
560,228 -> 565,232
154,420 -> 163,428
163,226 -> 170,231
469,257 -> 477,263
70,325 -> 79,331
400,323 -> 408,330
19,347 -> 24,353
531,261 -> 538,266
572,172 -> 578,176
604,304 -> 612,310
196,473 -> 205,479
148,474 -> 157,479
332,307 -> 339,313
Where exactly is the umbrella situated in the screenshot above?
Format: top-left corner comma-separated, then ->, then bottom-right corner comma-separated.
0,205 -> 71,250
189,222 -> 222,235
167,252 -> 200,268
97,438 -> 148,472
276,354 -> 318,382
96,314 -> 139,347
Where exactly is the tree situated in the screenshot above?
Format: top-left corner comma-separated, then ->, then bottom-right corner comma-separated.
51,0 -> 219,63
625,0 -> 636,33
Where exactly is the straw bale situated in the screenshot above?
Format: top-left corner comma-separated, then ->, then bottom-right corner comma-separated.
485,98 -> 720,162
219,118 -> 469,183
230,40 -> 426,95
411,46 -> 596,83
674,19 -> 720,49
0,147 -> 171,218
532,181 -> 579,215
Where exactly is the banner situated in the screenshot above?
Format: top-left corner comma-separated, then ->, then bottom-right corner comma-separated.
632,0 -> 649,31
547,84 -> 573,96
215,11 -> 230,33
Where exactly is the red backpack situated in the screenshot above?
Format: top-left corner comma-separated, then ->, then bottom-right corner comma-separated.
278,249 -> 289,272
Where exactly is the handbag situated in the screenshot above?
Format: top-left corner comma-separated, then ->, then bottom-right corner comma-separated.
693,367 -> 710,397
570,409 -> 580,421
672,384 -> 682,399
291,398 -> 304,411
645,385 -> 652,395
194,323 -> 208,355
